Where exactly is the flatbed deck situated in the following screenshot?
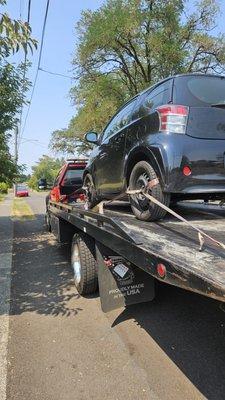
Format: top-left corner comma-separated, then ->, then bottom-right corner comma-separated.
49,200 -> 225,303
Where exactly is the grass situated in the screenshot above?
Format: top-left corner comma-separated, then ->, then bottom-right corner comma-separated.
11,198 -> 36,221
0,193 -> 6,202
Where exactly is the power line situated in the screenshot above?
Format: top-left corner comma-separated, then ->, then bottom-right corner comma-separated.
20,0 -> 50,141
14,125 -> 19,165
20,0 -> 50,144
20,138 -> 49,149
18,0 -> 32,145
39,67 -> 73,79
19,0 -> 24,19
27,0 -> 32,23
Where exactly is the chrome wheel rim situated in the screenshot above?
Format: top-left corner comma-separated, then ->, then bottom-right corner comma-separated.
72,244 -> 81,286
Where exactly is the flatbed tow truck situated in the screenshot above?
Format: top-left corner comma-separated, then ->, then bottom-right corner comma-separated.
46,196 -> 225,312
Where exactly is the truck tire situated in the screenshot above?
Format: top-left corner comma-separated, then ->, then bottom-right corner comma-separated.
45,211 -> 51,232
71,233 -> 98,295
83,173 -> 98,209
129,160 -> 170,221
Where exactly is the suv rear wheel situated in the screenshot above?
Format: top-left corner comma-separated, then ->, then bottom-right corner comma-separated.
129,161 -> 170,221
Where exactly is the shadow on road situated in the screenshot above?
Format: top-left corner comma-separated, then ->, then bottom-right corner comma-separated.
3,205 -> 225,399
112,283 -> 225,400
9,214 -> 82,317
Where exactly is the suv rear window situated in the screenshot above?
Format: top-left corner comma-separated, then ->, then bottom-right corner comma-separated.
173,75 -> 225,107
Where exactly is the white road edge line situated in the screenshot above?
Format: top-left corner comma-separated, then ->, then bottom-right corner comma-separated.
0,254 -> 12,400
0,198 -> 13,400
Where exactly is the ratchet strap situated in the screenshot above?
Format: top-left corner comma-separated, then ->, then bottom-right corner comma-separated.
126,188 -> 225,252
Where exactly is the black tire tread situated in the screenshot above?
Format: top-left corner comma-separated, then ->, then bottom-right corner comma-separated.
83,173 -> 99,209
45,211 -> 51,232
129,161 -> 170,221
71,233 -> 98,295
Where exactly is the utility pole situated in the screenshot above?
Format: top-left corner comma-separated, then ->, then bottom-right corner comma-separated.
14,125 -> 18,166
14,125 -> 19,196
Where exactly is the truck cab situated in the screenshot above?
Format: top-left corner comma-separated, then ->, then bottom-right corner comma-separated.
49,159 -> 87,203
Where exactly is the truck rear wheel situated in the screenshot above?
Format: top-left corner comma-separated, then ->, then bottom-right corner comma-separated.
71,233 -> 98,295
45,211 -> 51,232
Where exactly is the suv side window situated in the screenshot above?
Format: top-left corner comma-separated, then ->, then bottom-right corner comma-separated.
101,98 -> 137,142
138,80 -> 172,117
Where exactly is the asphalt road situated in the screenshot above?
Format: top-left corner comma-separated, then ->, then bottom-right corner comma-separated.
1,192 -> 225,399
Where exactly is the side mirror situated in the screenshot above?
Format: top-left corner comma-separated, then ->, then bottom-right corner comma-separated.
85,131 -> 99,144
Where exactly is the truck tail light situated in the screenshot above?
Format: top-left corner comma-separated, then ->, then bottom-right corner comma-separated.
183,165 -> 192,176
157,104 -> 189,134
157,263 -> 166,278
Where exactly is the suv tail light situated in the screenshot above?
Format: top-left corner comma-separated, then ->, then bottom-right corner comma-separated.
157,104 -> 189,134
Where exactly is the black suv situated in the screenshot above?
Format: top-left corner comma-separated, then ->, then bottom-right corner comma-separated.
84,74 -> 225,221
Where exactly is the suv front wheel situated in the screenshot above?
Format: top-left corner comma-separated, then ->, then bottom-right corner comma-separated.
83,173 -> 98,209
129,161 -> 170,221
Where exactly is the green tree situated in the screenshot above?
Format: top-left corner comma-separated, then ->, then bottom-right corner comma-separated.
75,0 -> 225,92
28,156 -> 64,189
0,63 -> 30,186
0,0 -> 37,57
0,63 -> 30,132
50,0 -> 225,155
17,172 -> 31,183
0,0 -> 36,186
50,73 -> 126,154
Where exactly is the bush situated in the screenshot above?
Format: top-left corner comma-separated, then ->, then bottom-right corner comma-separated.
0,182 -> 9,194
27,175 -> 37,190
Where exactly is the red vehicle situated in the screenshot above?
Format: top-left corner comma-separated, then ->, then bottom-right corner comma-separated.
49,159 -> 87,203
16,184 -> 29,197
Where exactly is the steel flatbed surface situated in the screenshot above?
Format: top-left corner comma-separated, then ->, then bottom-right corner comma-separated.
49,200 -> 225,303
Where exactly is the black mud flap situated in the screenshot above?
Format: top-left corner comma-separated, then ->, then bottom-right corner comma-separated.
96,242 -> 155,313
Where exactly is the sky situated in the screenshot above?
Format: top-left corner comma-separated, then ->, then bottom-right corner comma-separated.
4,0 -> 104,172
3,0 -> 225,173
